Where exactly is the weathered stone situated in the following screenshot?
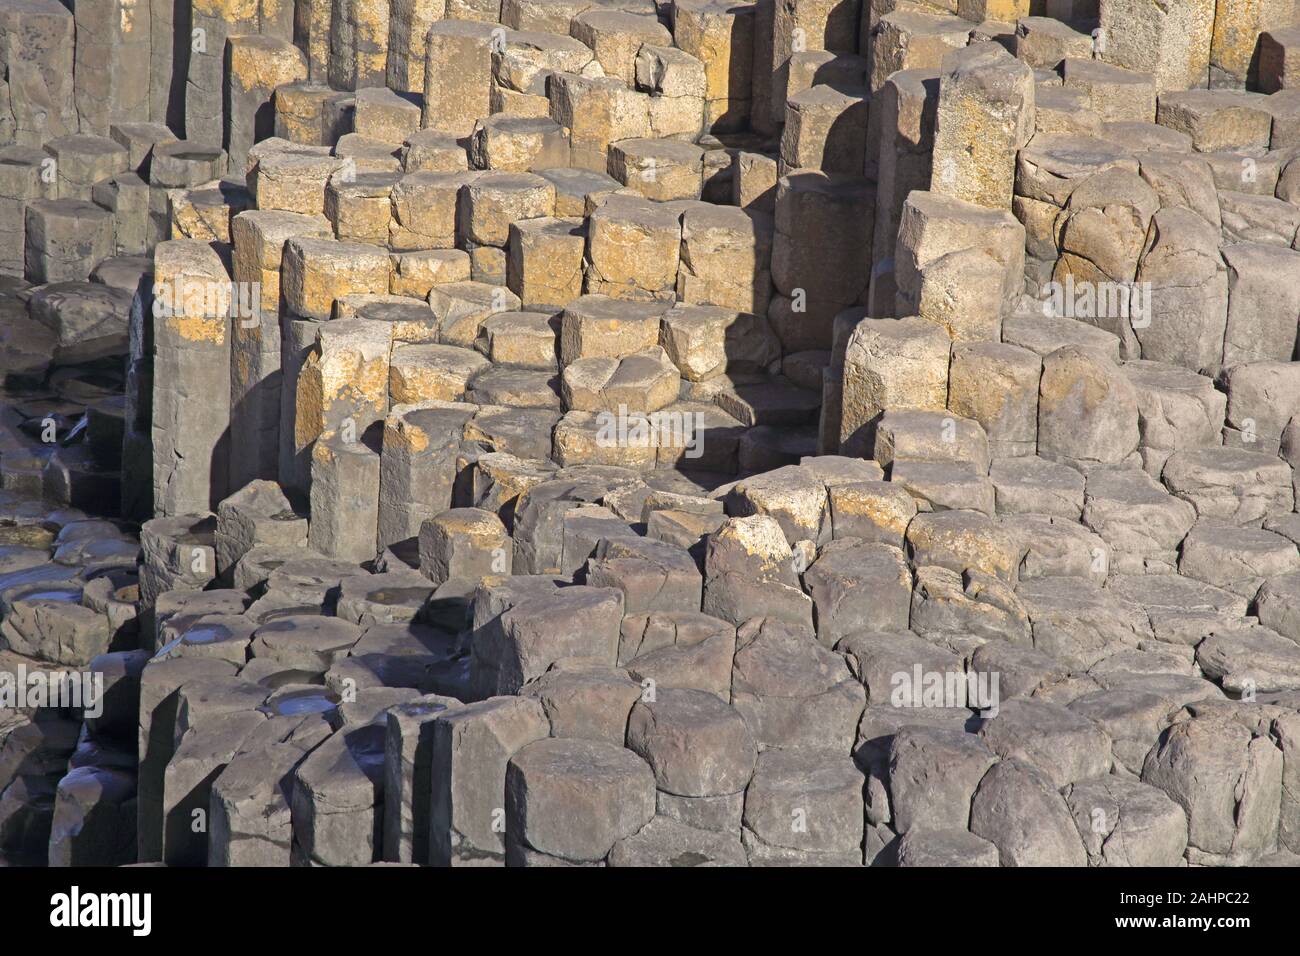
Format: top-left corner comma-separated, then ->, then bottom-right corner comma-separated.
1142,713 -> 1283,864
548,72 -> 651,171
419,508 -> 511,587
1157,90 -> 1274,153
626,688 -> 755,797
882,715 -> 992,834
931,43 -> 1035,209
840,317 -> 950,458
804,540 -> 911,646
905,510 -> 1022,584
1062,58 -> 1157,124
731,617 -> 864,751
896,827 -> 1000,866
506,218 -> 585,311
1065,775 -> 1188,866
585,195 -> 681,301
1082,467 -> 1195,575
422,20 -> 496,136
608,815 -> 746,866
506,736 -> 655,862
742,747 -> 864,865
214,480 -> 307,577
1038,347 -> 1140,470
471,585 -> 624,697
1179,523 -> 1300,600
1162,447 -> 1293,527
969,758 -> 1088,866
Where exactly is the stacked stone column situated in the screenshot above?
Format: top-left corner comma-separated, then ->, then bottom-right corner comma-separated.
151,240 -> 233,515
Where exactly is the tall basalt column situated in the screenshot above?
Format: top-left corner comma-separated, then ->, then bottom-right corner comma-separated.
151,240 -> 234,515
309,423 -> 382,562
672,0 -> 756,133
867,68 -> 938,318
769,170 -> 873,352
186,0 -> 260,146
278,315 -> 325,494
0,0 -> 76,145
229,209 -> 332,492
149,0 -> 177,125
377,403 -> 478,550
930,43 -> 1034,211
769,0 -> 861,131
74,0 -> 152,136
329,0 -> 391,91
297,0 -> 333,83
422,20 -> 497,138
0,145 -> 52,277
291,316 -> 392,496
1098,0 -> 1214,92
1210,0 -> 1299,88
125,264 -> 157,521
387,0 -> 446,94
225,35 -> 307,174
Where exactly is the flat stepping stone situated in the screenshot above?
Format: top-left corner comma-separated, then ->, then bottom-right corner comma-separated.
897,828 -> 999,867
1161,445 -> 1293,526
1197,623 -> 1300,694
1179,523 -> 1300,600
250,614 -> 363,671
608,816 -> 746,867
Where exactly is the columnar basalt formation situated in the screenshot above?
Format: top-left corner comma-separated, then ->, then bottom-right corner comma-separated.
1,0 -> 1300,869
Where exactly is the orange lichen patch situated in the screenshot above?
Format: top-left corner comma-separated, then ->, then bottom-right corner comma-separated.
165,314 -> 228,346
229,39 -> 306,93
192,0 -> 259,21
386,417 -> 429,453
